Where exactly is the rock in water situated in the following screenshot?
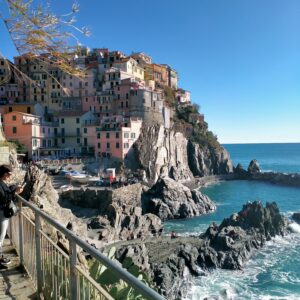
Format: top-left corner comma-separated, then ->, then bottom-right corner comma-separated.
292,212 -> 300,223
200,201 -> 288,270
142,177 -> 216,220
247,159 -> 261,174
114,201 -> 289,299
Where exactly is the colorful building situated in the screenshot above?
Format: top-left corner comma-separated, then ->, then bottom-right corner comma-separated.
3,111 -> 42,159
88,116 -> 142,160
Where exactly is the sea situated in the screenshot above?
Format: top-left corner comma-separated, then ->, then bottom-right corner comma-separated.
165,143 -> 300,300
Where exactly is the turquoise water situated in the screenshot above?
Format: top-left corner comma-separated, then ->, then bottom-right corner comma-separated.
224,143 -> 300,173
165,143 -> 300,300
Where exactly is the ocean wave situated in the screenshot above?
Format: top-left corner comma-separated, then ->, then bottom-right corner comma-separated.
288,222 -> 300,234
186,233 -> 300,300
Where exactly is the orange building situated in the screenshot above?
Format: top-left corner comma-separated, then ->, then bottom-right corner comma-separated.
3,111 -> 42,160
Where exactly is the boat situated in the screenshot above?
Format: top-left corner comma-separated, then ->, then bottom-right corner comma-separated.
60,184 -> 73,193
64,170 -> 82,179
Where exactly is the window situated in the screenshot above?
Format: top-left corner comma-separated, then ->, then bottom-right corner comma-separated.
124,143 -> 129,149
84,138 -> 87,146
124,132 -> 129,138
62,138 -> 65,144
131,133 -> 136,139
61,128 -> 65,136
97,133 -> 100,139
48,140 -> 51,147
98,143 -> 101,149
106,132 -> 110,139
76,118 -> 80,124
76,128 -> 80,136
77,138 -> 80,144
84,128 -> 87,134
116,142 -> 120,149
116,132 -> 119,138
106,142 -> 110,149
12,115 -> 16,121
12,127 -> 17,134
126,93 -> 129,99
126,101 -> 128,108
61,118 -> 64,124
121,102 -> 124,108
8,107 -> 12,112
42,128 -> 45,134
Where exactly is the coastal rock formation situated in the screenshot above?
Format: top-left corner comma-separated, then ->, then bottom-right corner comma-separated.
142,177 -> 216,221
134,125 -> 193,184
134,124 -> 233,184
292,212 -> 300,223
113,201 -> 288,299
22,166 -> 87,239
64,183 -> 163,242
187,141 -> 233,177
200,201 -> 288,270
248,159 -> 261,174
233,159 -> 300,187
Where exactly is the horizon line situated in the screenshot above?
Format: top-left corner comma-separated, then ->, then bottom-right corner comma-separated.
221,141 -> 300,145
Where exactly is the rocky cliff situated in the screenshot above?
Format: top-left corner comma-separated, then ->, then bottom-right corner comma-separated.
134,124 -> 233,183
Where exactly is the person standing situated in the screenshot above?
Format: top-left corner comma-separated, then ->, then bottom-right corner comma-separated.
0,165 -> 23,270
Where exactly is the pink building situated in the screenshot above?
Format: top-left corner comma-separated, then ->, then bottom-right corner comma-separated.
87,116 -> 142,160
3,111 -> 42,159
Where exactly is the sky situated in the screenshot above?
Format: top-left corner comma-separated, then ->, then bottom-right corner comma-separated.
1,0 -> 300,143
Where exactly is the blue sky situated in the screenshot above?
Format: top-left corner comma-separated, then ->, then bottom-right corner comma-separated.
1,0 -> 300,143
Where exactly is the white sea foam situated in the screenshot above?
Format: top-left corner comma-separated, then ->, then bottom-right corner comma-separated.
186,232 -> 300,300
288,222 -> 300,233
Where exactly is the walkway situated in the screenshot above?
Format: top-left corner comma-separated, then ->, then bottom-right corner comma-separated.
0,239 -> 36,300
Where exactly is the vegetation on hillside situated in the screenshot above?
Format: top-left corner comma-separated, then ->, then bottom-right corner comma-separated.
173,101 -> 221,149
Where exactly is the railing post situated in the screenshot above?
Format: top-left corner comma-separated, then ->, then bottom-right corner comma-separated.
69,239 -> 78,300
18,201 -> 24,265
9,218 -> 13,246
35,213 -> 43,298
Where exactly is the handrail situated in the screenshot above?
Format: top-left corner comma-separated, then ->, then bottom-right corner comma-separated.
14,194 -> 164,300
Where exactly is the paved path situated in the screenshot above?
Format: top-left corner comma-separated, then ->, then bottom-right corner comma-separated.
0,239 -> 36,300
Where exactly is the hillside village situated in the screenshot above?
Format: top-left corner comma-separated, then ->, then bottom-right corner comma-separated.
0,48 -> 202,162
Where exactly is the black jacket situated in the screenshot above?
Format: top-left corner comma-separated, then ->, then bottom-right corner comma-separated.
0,180 -> 16,210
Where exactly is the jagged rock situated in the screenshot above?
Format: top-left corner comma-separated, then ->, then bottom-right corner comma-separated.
201,201 -> 288,270
114,202 -> 289,299
142,177 -> 215,220
292,212 -> 300,223
116,244 -> 150,272
22,166 -> 88,240
234,163 -> 248,176
247,159 -> 261,174
188,141 -> 233,177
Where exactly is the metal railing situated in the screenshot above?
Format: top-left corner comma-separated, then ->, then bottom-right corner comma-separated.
8,195 -> 164,300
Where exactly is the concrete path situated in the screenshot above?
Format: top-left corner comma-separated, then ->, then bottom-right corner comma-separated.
0,239 -> 36,300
